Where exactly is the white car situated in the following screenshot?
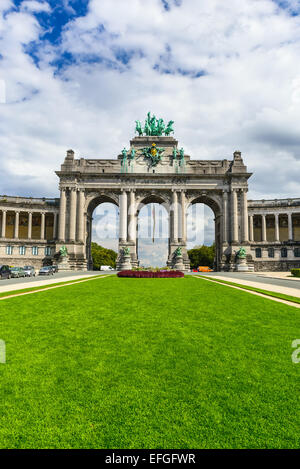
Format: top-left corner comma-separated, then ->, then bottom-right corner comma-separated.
100,266 -> 114,271
23,266 -> 36,277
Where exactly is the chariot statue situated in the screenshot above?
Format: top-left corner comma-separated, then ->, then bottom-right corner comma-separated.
135,113 -> 175,136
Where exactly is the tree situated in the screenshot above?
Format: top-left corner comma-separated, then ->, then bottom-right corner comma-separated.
91,242 -> 117,270
187,244 -> 215,269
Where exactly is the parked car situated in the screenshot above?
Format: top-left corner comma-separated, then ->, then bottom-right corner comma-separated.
100,265 -> 114,271
18,267 -> 26,277
39,266 -> 54,276
23,266 -> 36,277
0,265 -> 11,279
10,267 -> 26,278
197,266 -> 213,272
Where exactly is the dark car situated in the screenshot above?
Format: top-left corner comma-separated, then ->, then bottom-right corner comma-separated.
0,265 -> 11,279
39,266 -> 54,276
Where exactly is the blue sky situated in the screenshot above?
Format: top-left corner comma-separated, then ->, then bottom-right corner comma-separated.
1,0 -> 300,262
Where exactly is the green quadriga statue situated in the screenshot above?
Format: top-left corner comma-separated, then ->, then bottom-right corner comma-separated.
135,113 -> 175,137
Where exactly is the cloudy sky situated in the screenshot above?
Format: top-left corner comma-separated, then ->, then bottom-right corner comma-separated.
1,0 -> 300,264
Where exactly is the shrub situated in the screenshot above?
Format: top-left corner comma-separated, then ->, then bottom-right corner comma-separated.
117,270 -> 184,278
188,244 -> 215,269
291,268 -> 300,277
91,242 -> 117,270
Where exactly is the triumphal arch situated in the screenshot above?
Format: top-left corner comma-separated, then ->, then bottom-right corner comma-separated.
55,114 -> 252,271
1,113 -> 300,271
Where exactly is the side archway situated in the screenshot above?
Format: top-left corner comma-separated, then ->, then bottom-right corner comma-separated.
86,193 -> 119,270
187,194 -> 222,270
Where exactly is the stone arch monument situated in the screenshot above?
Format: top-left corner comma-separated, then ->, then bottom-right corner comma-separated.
55,113 -> 252,271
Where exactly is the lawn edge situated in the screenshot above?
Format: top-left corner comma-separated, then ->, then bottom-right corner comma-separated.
0,274 -> 112,300
196,275 -> 300,307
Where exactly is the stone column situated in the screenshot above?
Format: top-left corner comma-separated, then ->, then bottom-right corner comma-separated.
288,212 -> 293,240
119,190 -> 127,241
274,213 -> 279,242
53,212 -> 58,240
58,188 -> 67,241
1,210 -> 6,238
222,190 -> 228,244
14,211 -> 19,239
262,214 -> 267,242
28,212 -> 32,239
69,188 -> 77,241
172,190 -> 178,242
180,190 -> 186,243
77,190 -> 85,243
249,215 -> 254,242
242,189 -> 249,242
231,189 -> 238,243
41,212 -> 45,240
128,190 -> 136,242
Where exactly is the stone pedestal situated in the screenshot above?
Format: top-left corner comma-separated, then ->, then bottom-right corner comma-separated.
58,255 -> 71,271
168,244 -> 190,271
120,254 -> 132,271
236,257 -> 249,272
174,255 -> 185,272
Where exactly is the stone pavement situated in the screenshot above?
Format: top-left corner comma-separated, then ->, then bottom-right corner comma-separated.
252,271 -> 300,282
0,271 -> 103,294
205,273 -> 300,298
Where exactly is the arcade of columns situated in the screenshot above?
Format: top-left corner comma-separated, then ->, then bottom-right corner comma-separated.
0,209 -> 58,240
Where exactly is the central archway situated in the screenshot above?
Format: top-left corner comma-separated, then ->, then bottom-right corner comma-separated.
136,194 -> 170,268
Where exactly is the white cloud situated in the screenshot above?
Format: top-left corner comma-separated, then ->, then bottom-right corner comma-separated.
1,0 -> 300,208
20,1 -> 51,13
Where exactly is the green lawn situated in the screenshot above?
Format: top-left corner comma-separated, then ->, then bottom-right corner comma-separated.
0,276 -> 299,449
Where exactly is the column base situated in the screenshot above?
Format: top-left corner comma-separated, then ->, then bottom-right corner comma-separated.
235,258 -> 249,272
167,243 -> 190,271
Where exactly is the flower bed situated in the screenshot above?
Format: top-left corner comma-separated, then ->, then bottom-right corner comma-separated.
117,270 -> 184,278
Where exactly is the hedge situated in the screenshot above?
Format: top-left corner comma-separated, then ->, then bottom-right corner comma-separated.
117,270 -> 184,278
291,268 -> 300,277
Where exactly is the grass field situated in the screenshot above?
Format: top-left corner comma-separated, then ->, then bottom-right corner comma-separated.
0,276 -> 299,449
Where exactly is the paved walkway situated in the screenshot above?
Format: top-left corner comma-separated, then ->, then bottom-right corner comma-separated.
201,273 -> 300,298
0,271 -> 102,294
253,271 -> 300,281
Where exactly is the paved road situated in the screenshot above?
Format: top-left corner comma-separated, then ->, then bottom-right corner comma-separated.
0,270 -> 116,287
1,270 -> 299,292
188,271 -> 300,290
